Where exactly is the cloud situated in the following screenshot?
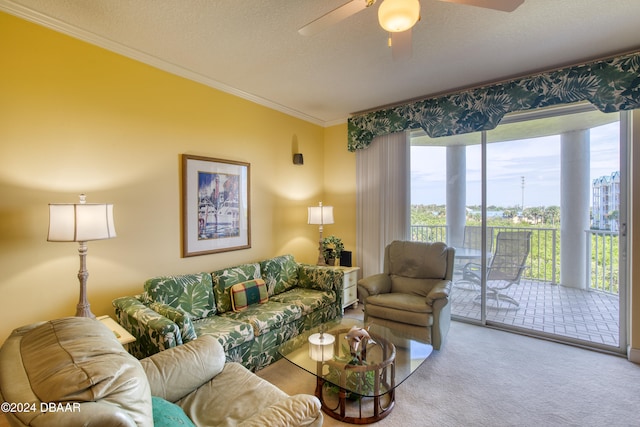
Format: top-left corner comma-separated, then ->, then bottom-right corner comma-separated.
411,121 -> 619,207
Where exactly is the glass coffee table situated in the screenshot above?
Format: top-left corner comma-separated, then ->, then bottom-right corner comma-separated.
278,317 -> 433,424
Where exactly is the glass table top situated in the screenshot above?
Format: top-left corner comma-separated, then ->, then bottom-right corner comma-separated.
278,317 -> 433,397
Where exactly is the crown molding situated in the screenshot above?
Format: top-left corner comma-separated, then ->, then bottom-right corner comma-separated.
0,0 -> 339,127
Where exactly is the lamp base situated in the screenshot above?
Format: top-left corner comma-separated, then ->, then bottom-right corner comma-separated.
75,303 -> 96,319
316,254 -> 327,266
316,229 -> 327,266
76,241 -> 96,319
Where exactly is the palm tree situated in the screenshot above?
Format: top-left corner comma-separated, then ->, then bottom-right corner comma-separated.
544,206 -> 560,226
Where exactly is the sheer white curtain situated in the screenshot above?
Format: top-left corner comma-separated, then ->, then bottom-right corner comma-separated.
356,132 -> 410,278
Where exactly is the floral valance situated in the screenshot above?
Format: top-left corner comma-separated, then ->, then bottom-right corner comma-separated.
348,51 -> 640,151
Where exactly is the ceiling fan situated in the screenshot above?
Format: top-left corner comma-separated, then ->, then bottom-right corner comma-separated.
298,0 -> 524,59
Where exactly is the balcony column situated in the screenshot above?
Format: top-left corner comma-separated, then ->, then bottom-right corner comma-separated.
560,129 -> 590,289
446,145 -> 466,247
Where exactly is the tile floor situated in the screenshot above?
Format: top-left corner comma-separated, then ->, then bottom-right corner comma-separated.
451,279 -> 620,347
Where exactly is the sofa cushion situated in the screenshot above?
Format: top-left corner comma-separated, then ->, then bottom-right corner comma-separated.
212,263 -> 262,313
192,316 -> 254,352
387,241 -> 449,279
144,273 -> 216,320
231,279 -> 269,312
152,396 -> 196,427
389,276 -> 444,298
269,288 -> 335,315
222,301 -> 302,336
366,293 -> 434,327
260,254 -> 299,296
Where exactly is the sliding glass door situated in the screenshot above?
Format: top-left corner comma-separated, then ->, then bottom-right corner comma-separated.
410,103 -> 627,353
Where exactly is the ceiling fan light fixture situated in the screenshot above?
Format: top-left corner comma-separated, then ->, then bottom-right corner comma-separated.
378,0 -> 420,32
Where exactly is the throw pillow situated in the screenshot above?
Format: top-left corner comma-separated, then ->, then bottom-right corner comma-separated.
230,279 -> 268,312
212,263 -> 261,313
152,396 -> 195,427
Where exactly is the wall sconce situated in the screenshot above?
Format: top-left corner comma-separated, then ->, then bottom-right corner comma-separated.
292,134 -> 303,165
47,194 -> 116,318
308,202 -> 334,265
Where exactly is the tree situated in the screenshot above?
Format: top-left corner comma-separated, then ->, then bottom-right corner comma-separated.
544,206 -> 560,225
523,206 -> 544,224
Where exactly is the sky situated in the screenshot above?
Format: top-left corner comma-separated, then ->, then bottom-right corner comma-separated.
410,121 -> 620,208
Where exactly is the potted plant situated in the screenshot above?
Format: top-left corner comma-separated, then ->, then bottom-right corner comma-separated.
325,341 -> 376,401
321,235 -> 344,266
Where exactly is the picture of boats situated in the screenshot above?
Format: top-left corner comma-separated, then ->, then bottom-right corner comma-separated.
197,171 -> 240,240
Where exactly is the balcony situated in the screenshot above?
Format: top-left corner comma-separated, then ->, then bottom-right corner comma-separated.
411,225 -> 620,347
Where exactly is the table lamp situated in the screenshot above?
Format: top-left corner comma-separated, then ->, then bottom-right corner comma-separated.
47,194 -> 116,319
307,202 -> 334,266
308,331 -> 335,362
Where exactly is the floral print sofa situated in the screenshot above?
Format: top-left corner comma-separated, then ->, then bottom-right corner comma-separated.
113,254 -> 344,371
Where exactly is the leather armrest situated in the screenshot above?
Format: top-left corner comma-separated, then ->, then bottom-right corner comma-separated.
426,280 -> 452,305
140,335 -> 225,402
240,394 -> 323,427
358,273 -> 391,298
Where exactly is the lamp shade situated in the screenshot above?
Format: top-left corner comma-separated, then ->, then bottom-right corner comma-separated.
48,203 -> 116,242
308,204 -> 334,225
378,0 -> 420,32
308,333 -> 335,362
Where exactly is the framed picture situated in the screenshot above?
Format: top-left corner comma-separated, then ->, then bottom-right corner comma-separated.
182,154 -> 251,257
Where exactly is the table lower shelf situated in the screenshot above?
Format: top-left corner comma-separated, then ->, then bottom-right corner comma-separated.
315,377 -> 395,424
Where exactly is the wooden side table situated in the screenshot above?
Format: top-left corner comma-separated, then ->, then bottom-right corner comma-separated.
338,266 -> 360,309
97,315 -> 136,346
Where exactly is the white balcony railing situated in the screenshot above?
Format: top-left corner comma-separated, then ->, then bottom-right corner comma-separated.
587,229 -> 619,294
410,225 -> 619,295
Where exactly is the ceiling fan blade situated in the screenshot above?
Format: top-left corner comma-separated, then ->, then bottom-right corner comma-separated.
437,0 -> 524,12
298,0 -> 374,36
391,29 -> 413,60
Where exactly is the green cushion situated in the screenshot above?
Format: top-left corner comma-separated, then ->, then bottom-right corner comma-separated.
230,279 -> 268,312
152,396 -> 195,427
212,263 -> 261,313
144,273 -> 216,320
260,254 -> 299,296
223,301 -> 302,336
269,287 -> 335,315
191,316 -> 255,350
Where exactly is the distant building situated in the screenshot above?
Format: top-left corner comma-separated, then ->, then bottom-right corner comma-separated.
592,171 -> 620,231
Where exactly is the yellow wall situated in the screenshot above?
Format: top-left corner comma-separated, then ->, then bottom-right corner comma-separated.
323,123 -> 357,262
0,12 -> 354,341
1,12 -> 638,360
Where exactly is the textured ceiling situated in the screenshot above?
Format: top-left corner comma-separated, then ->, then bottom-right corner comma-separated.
2,0 -> 640,126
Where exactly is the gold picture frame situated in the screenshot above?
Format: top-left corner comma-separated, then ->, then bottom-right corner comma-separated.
181,154 -> 251,257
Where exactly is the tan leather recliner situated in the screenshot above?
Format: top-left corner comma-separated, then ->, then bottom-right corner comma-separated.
0,317 -> 323,427
357,241 -> 455,350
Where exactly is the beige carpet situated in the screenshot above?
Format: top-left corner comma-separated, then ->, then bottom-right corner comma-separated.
258,318 -> 640,426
